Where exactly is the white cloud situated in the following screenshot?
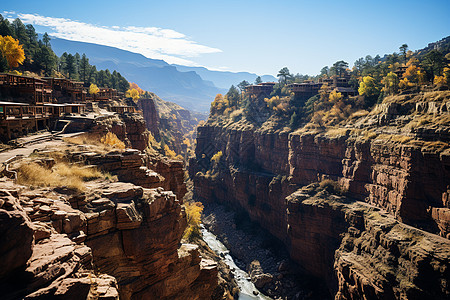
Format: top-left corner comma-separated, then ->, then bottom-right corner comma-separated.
13,12 -> 222,66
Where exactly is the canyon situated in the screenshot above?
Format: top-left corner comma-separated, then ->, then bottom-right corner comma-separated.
0,97 -> 220,299
191,90 -> 450,299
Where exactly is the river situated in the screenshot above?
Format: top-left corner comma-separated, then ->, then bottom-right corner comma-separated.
201,225 -> 272,300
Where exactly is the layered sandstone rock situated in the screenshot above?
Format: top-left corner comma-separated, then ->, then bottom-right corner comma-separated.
138,97 -> 160,138
0,187 -> 119,300
71,148 -> 186,200
1,142 -> 216,299
91,113 -> 150,151
191,91 -> 450,298
287,185 -> 450,300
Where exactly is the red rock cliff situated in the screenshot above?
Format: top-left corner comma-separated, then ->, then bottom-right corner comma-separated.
191,91 -> 450,298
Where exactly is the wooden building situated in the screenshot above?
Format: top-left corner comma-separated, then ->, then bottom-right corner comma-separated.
0,101 -> 51,141
289,81 -> 323,101
244,82 -> 276,98
290,76 -> 356,100
43,77 -> 87,103
0,74 -> 53,105
111,105 -> 135,114
95,88 -> 118,101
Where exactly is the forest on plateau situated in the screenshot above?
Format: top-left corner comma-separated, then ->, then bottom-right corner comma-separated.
210,38 -> 450,131
0,15 -> 129,93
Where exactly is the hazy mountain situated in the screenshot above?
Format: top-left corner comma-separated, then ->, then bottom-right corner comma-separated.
49,37 -> 226,112
173,65 -> 277,89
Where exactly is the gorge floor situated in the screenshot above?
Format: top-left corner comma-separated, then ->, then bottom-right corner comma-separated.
201,202 -> 331,300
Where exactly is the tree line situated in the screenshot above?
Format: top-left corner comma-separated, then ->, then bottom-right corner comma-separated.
0,15 -> 129,93
211,39 -> 450,129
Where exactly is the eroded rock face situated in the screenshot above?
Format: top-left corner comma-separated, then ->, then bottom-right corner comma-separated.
71,148 -> 186,200
121,113 -> 150,151
287,186 -> 450,300
193,122 -> 450,238
191,93 -> 450,298
0,185 -> 120,300
0,190 -> 34,279
0,160 -> 216,299
138,97 -> 160,138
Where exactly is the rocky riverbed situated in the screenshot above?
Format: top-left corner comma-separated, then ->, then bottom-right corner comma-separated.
202,202 -> 331,300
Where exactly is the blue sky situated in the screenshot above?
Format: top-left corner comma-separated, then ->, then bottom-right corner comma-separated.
3,0 -> 450,76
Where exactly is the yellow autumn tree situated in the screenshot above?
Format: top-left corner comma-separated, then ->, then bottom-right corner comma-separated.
401,58 -> 426,88
210,151 -> 223,164
435,66 -> 450,86
210,94 -> 225,115
358,76 -> 379,98
100,132 -> 125,149
399,78 -> 413,90
89,83 -> 99,95
182,202 -> 204,241
164,144 -> 177,158
434,75 -> 447,86
129,82 -> 145,95
329,90 -> 343,103
183,138 -> 191,148
126,88 -> 140,103
382,72 -> 399,95
0,35 -> 25,69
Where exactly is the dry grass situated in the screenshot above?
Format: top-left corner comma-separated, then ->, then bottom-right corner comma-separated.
318,179 -> 346,195
325,128 -> 349,137
65,132 -> 126,151
376,134 -> 412,144
17,162 -> 104,191
64,133 -> 99,145
349,110 -> 369,119
352,129 -> 377,141
100,132 -> 126,149
409,140 -> 449,153
409,113 -> 450,127
374,133 -> 448,152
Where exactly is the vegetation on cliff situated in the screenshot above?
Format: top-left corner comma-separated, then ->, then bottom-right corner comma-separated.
208,37 -> 450,136
0,14 -> 129,92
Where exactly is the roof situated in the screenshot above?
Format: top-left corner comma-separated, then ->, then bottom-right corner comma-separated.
0,73 -> 46,82
334,87 -> 356,93
43,103 -> 67,107
0,101 -> 29,106
43,103 -> 85,107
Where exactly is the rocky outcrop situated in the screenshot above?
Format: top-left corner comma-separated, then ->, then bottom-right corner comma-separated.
0,142 -> 216,299
138,97 -> 160,138
71,148 -> 186,200
91,113 -> 150,151
0,177 -> 216,299
0,186 -> 120,300
0,189 -> 34,279
120,113 -> 150,151
287,185 -> 450,300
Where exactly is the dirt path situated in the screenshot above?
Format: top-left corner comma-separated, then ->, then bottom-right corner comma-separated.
0,132 -> 83,163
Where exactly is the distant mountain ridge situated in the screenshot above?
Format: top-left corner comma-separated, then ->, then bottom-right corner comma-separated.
173,65 -> 277,89
48,37 -> 276,112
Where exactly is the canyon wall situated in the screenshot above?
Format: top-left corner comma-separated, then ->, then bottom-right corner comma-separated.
0,145 -> 217,299
0,97 -> 215,298
191,91 -> 450,298
138,97 -> 160,138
